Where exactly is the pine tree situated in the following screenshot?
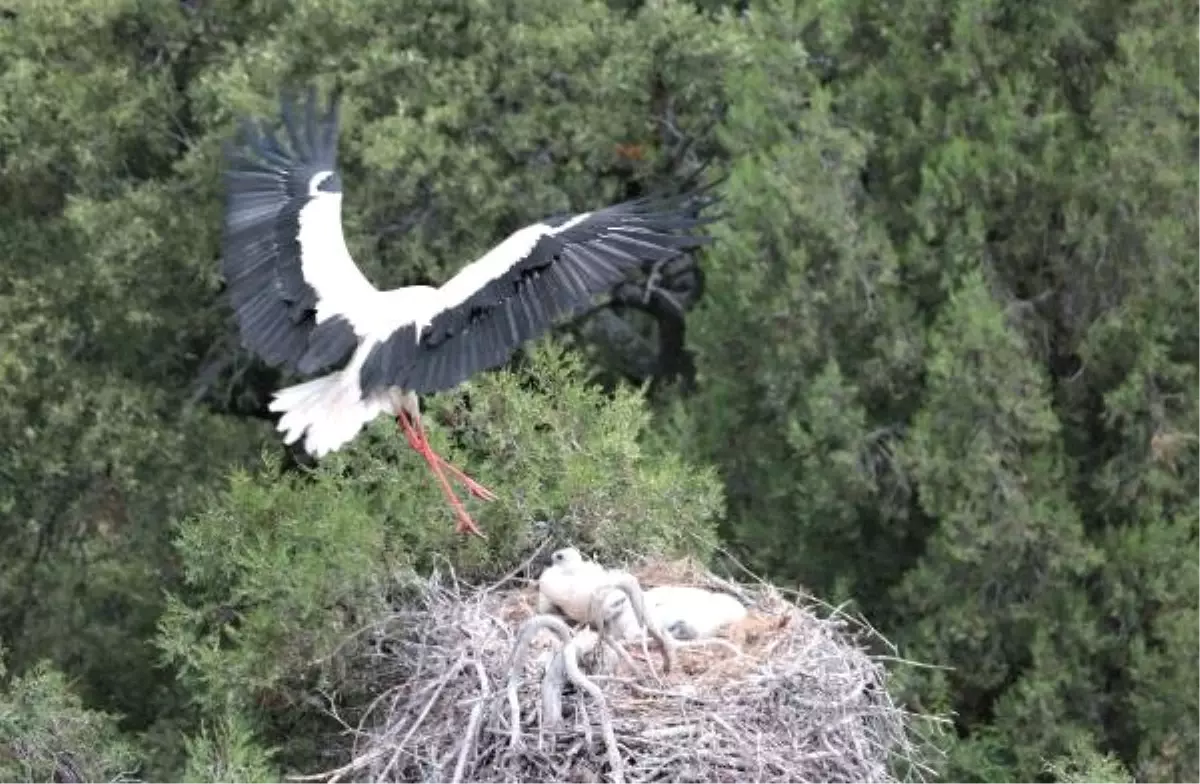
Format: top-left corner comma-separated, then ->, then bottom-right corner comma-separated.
0,648 -> 140,783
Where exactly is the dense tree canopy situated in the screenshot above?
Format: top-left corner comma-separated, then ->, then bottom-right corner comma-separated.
1,0 -> 1194,781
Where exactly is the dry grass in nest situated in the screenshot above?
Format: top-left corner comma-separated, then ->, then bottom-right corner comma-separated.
298,555 -> 942,783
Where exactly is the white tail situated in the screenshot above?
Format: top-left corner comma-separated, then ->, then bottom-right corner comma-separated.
268,371 -> 387,458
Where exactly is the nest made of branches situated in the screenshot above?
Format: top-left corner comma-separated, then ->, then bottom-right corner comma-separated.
301,554 -> 938,784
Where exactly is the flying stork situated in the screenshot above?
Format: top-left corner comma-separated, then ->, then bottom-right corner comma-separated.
219,86 -> 719,538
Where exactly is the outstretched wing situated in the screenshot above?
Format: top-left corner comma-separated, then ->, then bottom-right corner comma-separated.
221,85 -> 375,376
358,185 -> 720,394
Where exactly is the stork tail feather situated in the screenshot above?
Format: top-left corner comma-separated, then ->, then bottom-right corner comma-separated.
268,372 -> 383,458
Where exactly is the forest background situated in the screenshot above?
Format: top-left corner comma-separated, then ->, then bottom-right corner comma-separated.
0,0 -> 1196,781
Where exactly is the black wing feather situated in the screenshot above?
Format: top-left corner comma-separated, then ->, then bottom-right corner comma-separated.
221,86 -> 358,376
359,184 -> 720,395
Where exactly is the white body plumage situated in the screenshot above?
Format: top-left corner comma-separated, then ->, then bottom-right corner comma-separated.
536,547 -> 632,628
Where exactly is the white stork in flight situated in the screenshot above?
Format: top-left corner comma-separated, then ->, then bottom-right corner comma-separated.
220,86 -> 718,538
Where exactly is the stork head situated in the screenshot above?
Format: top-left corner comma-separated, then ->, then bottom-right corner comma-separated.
549,546 -> 584,572
666,619 -> 695,640
308,171 -> 342,196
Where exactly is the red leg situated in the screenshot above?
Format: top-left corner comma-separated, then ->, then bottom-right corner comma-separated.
400,415 -> 425,452
398,412 -> 498,501
430,457 -> 499,501
396,413 -> 489,538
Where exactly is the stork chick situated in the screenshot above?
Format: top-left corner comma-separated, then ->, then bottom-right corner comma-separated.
536,547 -> 632,630
642,585 -> 748,641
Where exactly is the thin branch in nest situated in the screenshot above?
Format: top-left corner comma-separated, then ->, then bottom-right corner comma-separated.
500,614 -> 573,749
674,637 -> 745,660
541,640 -> 569,730
481,537 -> 551,597
557,633 -> 625,784
542,630 -> 605,732
505,615 -> 625,782
379,655 -> 471,783
449,660 -> 490,784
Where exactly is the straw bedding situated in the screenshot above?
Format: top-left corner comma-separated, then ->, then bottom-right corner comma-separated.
302,555 -> 934,783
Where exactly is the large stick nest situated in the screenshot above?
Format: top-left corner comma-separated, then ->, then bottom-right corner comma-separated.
304,555 -> 936,783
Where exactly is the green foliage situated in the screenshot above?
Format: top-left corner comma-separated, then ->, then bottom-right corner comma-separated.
889,273 -> 1111,778
1043,738 -> 1135,784
680,0 -> 1197,780
894,271 -> 1097,700
1091,504 -> 1200,781
683,0 -> 923,603
179,709 -> 280,784
0,0 -> 273,731
0,650 -> 140,783
2,0 -> 1193,780
156,459 -> 390,718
